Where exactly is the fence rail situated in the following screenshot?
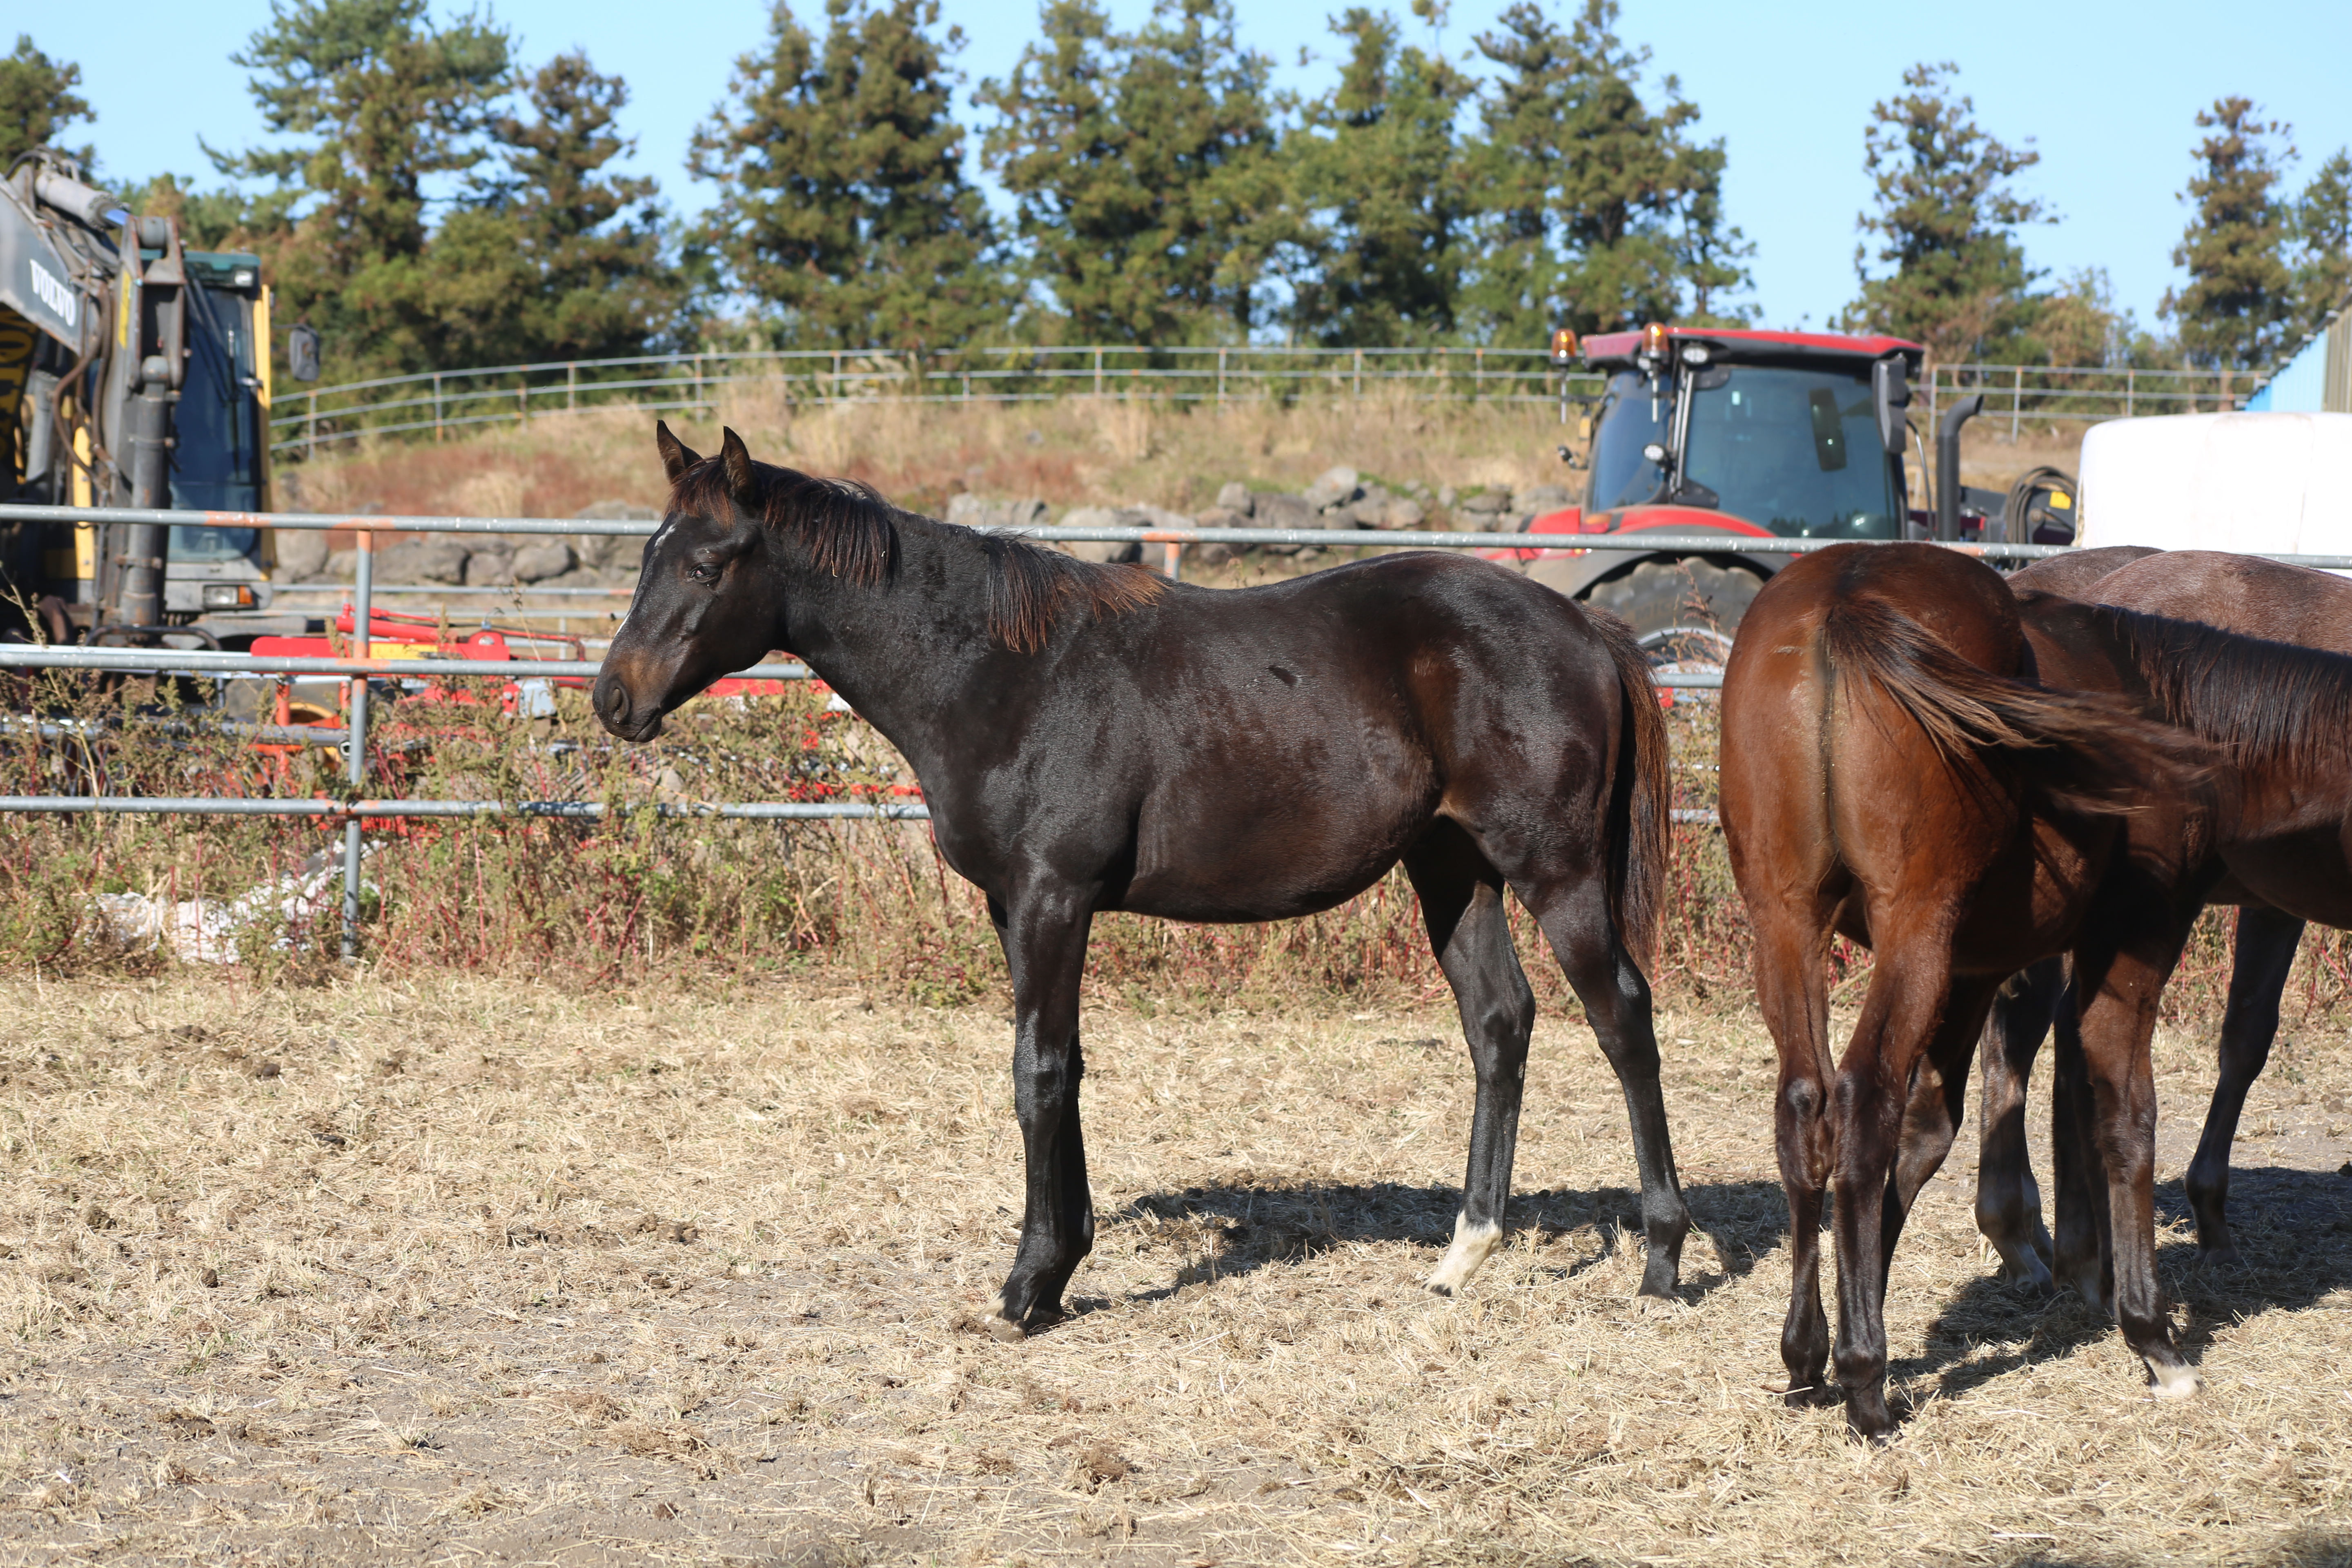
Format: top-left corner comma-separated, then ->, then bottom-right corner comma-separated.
266,346 -> 2269,459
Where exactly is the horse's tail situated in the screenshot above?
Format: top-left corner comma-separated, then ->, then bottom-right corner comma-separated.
1819,593 -> 2212,815
1589,608 -> 1671,971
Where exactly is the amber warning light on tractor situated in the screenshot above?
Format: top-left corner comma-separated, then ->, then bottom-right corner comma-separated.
1550,327 -> 1579,365
1642,321 -> 1669,357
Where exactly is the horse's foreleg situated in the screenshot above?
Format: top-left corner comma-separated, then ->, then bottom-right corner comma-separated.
1404,833 -> 1534,1297
987,879 -> 1096,1341
1974,958 -> 2062,1289
1530,877 -> 1689,1301
2186,905 -> 2302,1262
2072,935 -> 2200,1401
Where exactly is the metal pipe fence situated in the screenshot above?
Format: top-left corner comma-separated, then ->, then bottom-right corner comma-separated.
266,347 -> 2267,458
8,499 -> 2350,956
268,346 -> 1587,457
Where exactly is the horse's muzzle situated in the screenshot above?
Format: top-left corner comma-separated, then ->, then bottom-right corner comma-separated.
593,669 -> 664,742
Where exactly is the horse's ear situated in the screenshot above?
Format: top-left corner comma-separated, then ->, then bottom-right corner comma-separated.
655,420 -> 702,483
719,427 -> 759,509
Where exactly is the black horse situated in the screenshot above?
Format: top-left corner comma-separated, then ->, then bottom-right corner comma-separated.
595,424 -> 1690,1339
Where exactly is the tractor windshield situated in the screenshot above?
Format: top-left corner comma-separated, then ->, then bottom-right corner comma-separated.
1682,365 -> 1903,539
167,278 -> 263,563
1588,372 -> 1668,512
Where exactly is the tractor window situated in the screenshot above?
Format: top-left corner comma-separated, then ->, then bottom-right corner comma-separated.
1586,372 -> 1667,512
1682,365 -> 1903,539
167,281 -> 261,518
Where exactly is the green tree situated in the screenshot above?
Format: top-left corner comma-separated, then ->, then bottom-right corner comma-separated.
425,52 -> 688,363
1282,6 -> 1474,345
212,0 -> 514,379
1460,0 -> 1746,341
2161,96 -> 2295,372
0,34 -> 93,169
693,0 -> 1009,354
1846,62 -> 2047,363
979,0 -> 1286,344
2289,146 -> 2352,330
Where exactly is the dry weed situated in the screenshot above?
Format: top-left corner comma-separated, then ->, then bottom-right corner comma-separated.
0,972 -> 2346,1564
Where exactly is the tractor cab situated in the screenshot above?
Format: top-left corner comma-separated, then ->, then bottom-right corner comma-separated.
1503,325 -> 1925,654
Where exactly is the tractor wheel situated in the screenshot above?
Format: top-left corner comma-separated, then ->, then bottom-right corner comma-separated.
1582,559 -> 1761,666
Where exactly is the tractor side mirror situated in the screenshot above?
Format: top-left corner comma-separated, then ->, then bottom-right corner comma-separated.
288,323 -> 322,383
1872,359 -> 1910,455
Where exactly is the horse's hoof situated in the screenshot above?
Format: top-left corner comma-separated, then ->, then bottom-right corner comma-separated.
2194,1242 -> 2245,1270
1425,1280 -> 1455,1298
986,1316 -> 1027,1345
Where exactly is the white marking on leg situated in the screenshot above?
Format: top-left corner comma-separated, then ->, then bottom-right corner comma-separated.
983,1292 -> 1025,1342
1426,1212 -> 1503,1296
2148,1360 -> 2201,1401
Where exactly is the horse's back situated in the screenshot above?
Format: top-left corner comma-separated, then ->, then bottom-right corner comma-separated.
2088,550 -> 2352,656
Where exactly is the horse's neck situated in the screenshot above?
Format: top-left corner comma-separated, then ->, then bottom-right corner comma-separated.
777,522 -> 991,771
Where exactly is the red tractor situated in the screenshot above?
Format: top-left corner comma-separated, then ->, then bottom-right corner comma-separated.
1490,322 -> 2033,659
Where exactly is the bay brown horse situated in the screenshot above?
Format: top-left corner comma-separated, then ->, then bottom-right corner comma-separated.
595,425 -> 1691,1340
1722,542 -> 2218,1437
1977,549 -> 2352,1281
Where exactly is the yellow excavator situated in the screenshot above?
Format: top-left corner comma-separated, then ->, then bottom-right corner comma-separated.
2,147 -> 312,648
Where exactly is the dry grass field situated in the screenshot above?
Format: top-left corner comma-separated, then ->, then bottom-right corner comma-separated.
2,973 -> 2348,1566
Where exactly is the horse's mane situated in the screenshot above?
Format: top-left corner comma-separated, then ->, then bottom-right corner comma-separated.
2096,602 -> 2352,773
669,458 -> 1163,653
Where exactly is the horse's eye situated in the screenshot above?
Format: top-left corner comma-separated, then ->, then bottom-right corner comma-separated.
688,561 -> 719,584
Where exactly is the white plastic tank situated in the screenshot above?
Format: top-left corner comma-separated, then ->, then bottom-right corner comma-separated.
2078,412 -> 2352,563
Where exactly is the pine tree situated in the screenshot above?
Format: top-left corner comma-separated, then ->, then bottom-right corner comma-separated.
1846,62 -> 2047,363
692,0 -> 1009,354
0,34 -> 94,168
426,53 -> 687,364
1459,0 -> 1744,341
1283,7 -> 1473,346
979,0 -> 1285,345
2161,97 -> 2295,372
2290,147 -> 2352,330
213,0 -> 514,379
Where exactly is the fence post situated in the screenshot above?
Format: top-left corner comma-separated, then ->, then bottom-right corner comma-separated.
518,381 -> 530,427
1475,346 -> 1484,401
831,350 -> 842,402
567,362 -> 577,412
341,530 -> 373,960
1218,347 -> 1227,406
2010,364 -> 2023,441
1093,347 -> 1103,398
432,373 -> 443,442
1354,348 -> 1363,399
1924,358 -> 1937,434
307,389 -> 318,461
2126,368 -> 2134,418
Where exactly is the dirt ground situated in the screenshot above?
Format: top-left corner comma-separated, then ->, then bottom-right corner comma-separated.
1,974 -> 2348,1566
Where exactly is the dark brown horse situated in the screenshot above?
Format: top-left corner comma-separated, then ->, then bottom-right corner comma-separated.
1722,542 -> 2218,1437
595,425 -> 1691,1340
1977,549 -> 2352,1281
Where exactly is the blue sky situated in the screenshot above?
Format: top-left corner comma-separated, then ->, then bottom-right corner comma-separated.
35,0 -> 2352,338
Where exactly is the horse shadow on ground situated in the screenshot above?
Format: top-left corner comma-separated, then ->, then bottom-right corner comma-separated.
1889,1165 -> 2352,1411
1091,1174 -> 1790,1312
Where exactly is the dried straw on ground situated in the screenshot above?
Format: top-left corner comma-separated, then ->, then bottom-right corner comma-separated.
1,974 -> 2348,1565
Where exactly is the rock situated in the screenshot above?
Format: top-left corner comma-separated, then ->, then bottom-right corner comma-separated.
1438,486 -> 1457,507
1499,510 -> 1535,532
572,502 -> 658,570
1304,466 -> 1361,511
513,541 -> 577,582
1190,508 -> 1245,567
1381,497 -> 1427,530
462,544 -> 515,586
271,529 -> 331,581
944,492 -> 993,529
1518,484 -> 1575,517
949,494 -> 1050,531
380,536 -> 471,584
1055,506 -> 1140,564
326,548 -> 359,582
1128,504 -> 1193,532
1458,488 -> 1510,514
1346,497 -> 1392,528
1214,481 -> 1255,516
1252,493 -> 1318,555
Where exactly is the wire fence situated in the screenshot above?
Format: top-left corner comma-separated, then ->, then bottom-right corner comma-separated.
267,346 -> 2266,459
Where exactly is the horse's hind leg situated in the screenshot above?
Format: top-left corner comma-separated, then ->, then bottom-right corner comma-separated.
2186,906 -> 2302,1261
1403,826 -> 1535,1297
1974,958 -> 2061,1289
986,877 -> 1098,1341
1519,872 -> 1690,1301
